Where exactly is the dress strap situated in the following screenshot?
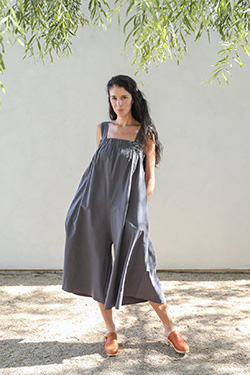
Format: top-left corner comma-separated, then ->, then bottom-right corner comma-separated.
134,126 -> 143,143
101,122 -> 109,139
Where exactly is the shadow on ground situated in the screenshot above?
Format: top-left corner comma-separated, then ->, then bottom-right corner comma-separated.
0,271 -> 249,375
0,338 -> 184,368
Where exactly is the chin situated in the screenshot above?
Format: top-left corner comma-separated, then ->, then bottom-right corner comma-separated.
116,111 -> 127,117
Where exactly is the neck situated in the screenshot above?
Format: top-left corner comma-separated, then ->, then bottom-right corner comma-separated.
114,114 -> 134,126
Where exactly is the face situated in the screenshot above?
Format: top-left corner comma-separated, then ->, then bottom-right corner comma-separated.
109,85 -> 134,118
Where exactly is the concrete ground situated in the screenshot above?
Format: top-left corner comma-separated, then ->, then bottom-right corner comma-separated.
0,271 -> 249,375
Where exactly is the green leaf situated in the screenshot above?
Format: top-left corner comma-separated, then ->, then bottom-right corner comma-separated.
222,72 -> 229,85
18,0 -> 24,13
0,80 -> 5,94
126,0 -> 135,16
239,42 -> 250,56
0,54 -> 6,71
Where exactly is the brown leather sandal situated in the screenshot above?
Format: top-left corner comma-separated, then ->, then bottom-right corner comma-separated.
104,332 -> 119,356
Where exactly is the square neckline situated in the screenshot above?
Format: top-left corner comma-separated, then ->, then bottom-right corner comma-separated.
106,121 -> 142,143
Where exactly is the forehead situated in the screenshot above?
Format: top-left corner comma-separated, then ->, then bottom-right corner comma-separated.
109,85 -> 131,97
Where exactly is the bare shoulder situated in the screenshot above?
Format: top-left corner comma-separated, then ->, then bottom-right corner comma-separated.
96,123 -> 102,148
96,123 -> 102,133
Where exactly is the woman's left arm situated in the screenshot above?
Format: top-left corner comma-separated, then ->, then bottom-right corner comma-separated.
144,137 -> 156,203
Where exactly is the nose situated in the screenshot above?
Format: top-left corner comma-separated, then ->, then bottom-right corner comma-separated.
118,99 -> 123,106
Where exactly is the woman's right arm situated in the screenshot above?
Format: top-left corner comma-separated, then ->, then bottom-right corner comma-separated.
96,123 -> 102,148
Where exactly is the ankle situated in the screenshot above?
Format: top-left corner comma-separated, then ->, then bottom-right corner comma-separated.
106,323 -> 116,334
164,324 -> 175,337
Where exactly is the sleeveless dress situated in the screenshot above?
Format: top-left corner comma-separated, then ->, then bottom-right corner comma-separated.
62,121 -> 166,310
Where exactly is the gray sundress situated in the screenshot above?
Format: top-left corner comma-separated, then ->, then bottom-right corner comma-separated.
62,121 -> 166,309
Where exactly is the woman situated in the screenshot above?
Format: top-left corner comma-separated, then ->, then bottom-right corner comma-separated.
62,75 -> 189,356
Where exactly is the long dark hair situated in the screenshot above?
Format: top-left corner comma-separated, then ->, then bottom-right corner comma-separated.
106,75 -> 163,166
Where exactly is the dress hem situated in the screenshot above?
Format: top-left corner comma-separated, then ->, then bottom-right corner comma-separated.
62,287 -> 165,309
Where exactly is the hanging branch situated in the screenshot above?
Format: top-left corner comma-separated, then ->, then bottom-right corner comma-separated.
0,0 -> 250,105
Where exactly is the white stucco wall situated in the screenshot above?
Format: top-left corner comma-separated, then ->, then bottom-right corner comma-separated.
1,21 -> 250,270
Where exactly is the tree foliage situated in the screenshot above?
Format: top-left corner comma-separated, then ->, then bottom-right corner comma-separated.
0,0 -> 250,103
121,0 -> 250,86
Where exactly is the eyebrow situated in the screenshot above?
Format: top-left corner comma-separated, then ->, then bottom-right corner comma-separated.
110,94 -> 129,97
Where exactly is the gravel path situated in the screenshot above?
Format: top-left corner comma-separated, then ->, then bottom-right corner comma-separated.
0,271 -> 250,375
